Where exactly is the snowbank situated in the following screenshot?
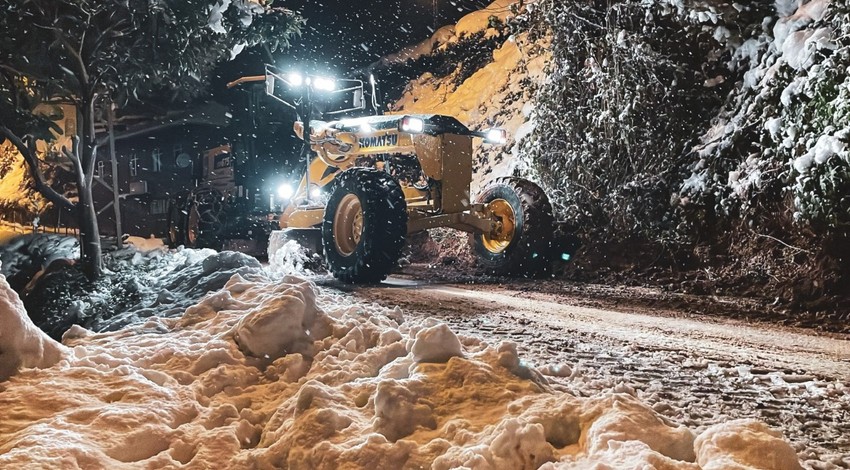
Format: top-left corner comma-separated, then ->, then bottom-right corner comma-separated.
0,263 -> 67,381
379,0 -> 518,66
0,272 -> 802,468
389,3 -> 550,192
88,249 -> 264,332
695,420 -> 803,470
233,276 -> 326,359
10,237 -> 264,338
454,0 -> 517,38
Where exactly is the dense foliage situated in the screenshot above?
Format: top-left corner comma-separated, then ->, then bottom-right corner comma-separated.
512,0 -> 849,305
520,0 -> 769,241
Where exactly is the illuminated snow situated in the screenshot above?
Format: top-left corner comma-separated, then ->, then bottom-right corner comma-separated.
0,265 -> 803,468
0,262 -> 68,381
390,1 -> 550,192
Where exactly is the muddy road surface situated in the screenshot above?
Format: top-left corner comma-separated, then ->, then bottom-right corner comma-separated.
321,276 -> 850,468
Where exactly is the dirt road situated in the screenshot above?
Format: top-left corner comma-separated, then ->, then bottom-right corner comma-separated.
328,276 -> 850,467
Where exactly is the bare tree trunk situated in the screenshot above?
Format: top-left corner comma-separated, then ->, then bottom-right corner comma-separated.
76,93 -> 104,281
107,102 -> 123,248
77,182 -> 103,281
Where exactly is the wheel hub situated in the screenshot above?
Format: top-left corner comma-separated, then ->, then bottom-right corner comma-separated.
334,194 -> 364,256
482,198 -> 516,254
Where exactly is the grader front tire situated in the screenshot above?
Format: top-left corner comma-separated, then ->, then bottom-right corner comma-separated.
322,169 -> 408,283
473,177 -> 554,277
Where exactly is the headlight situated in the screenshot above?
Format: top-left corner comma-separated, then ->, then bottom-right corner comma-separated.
400,116 -> 425,134
484,128 -> 507,145
277,183 -> 294,200
309,185 -> 330,205
313,77 -> 337,92
287,72 -> 304,87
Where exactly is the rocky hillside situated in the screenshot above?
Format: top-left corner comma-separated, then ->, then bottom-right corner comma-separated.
387,0 -> 849,315
378,0 -> 551,192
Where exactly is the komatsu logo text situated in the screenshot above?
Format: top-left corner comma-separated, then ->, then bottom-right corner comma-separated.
359,134 -> 398,149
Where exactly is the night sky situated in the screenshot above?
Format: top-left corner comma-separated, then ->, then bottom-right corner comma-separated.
277,0 -> 492,73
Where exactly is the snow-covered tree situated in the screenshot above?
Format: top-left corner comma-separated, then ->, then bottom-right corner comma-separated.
0,0 -> 301,280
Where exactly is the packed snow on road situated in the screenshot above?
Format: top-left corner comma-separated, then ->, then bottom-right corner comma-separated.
0,241 -> 835,469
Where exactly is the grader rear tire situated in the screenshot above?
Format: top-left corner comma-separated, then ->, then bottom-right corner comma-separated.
186,188 -> 225,250
165,195 -> 188,248
472,177 -> 554,277
322,169 -> 408,283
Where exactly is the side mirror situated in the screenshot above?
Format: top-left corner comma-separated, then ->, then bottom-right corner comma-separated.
353,89 -> 365,110
265,74 -> 275,96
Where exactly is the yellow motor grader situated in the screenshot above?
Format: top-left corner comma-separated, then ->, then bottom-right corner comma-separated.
265,67 -> 554,283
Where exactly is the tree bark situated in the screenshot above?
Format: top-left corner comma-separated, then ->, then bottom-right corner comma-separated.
76,92 -> 104,281
76,176 -> 103,281
107,102 -> 123,248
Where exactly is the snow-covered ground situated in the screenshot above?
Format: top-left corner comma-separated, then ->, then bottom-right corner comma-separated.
0,243 -> 811,469
1,1 -> 845,466
350,280 -> 850,468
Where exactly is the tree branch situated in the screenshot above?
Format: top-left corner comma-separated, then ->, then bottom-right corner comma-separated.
54,30 -> 90,86
61,137 -> 86,187
90,19 -> 131,57
0,125 -> 76,211
86,142 -> 99,189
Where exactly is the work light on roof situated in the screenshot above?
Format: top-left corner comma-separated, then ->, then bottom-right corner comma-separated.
277,183 -> 294,200
313,77 -> 337,92
287,72 -> 304,87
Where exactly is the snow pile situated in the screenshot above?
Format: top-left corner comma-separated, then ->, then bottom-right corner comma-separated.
267,234 -> 319,276
0,274 -> 803,468
89,249 -> 264,332
454,0 -> 517,38
0,263 -> 67,381
695,420 -> 803,470
233,277 -> 325,359
380,26 -> 459,66
409,323 -> 463,363
19,243 -> 264,337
